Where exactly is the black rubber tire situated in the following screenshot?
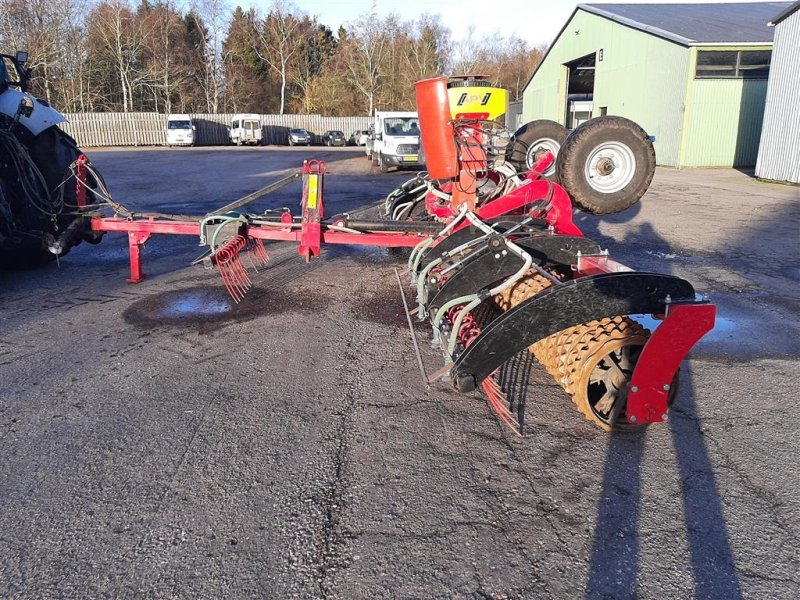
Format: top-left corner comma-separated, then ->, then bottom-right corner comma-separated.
0,127 -> 85,269
379,154 -> 389,173
556,116 -> 656,215
507,120 -> 568,179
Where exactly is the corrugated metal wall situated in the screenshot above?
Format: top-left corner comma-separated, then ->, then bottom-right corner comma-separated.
756,10 -> 800,183
522,9 -> 690,166
680,47 -> 769,168
59,113 -> 372,148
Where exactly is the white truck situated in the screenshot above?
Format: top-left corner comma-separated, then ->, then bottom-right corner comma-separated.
165,114 -> 195,146
230,113 -> 262,146
365,111 -> 421,173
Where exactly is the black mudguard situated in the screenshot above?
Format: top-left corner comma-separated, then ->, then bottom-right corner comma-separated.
417,218 -> 549,272
427,234 -> 600,313
451,272 -> 696,392
427,237 -> 525,314
515,234 -> 600,268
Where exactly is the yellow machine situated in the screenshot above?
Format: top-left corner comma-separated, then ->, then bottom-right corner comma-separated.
446,76 -> 508,122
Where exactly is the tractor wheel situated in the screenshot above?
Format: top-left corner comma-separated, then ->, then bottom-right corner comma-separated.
507,120 -> 568,179
0,127 -> 85,269
379,153 -> 389,173
556,116 -> 655,215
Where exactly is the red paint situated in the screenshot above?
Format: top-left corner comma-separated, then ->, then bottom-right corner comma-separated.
76,155 -> 88,209
627,302 -> 716,424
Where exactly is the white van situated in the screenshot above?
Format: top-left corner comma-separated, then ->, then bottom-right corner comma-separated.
230,114 -> 262,146
366,111 -> 420,172
165,114 -> 195,146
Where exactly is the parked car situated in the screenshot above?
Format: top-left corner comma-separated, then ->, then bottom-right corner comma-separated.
288,128 -> 312,146
322,130 -> 346,146
349,129 -> 369,146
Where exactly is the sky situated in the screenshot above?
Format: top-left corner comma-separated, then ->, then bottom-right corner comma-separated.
241,0 -> 774,46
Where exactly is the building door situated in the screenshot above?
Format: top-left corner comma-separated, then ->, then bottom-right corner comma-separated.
565,52 -> 596,129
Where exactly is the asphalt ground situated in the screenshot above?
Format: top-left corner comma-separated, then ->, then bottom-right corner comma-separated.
1,146 -> 799,599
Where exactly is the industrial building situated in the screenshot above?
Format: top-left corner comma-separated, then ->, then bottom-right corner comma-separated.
522,2 -> 791,167
756,1 -> 800,183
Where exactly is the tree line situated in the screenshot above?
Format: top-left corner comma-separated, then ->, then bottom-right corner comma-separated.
0,0 -> 545,115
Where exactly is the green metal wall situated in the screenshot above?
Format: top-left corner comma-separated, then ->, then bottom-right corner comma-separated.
680,47 -> 769,167
523,9 -> 690,166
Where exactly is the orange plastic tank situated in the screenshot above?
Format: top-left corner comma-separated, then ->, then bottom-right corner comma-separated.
414,76 -> 458,180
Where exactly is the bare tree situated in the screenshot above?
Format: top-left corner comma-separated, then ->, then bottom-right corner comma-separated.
253,0 -> 303,115
406,14 -> 451,82
88,1 -> 151,112
0,0 -> 90,108
192,0 -> 229,112
343,9 -> 389,115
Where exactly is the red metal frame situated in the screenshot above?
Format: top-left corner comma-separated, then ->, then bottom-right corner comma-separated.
627,302 -> 716,424
298,160 -> 325,261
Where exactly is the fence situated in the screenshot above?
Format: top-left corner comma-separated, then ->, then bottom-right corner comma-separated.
59,112 -> 373,148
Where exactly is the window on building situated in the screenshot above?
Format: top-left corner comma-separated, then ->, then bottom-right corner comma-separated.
695,50 -> 771,79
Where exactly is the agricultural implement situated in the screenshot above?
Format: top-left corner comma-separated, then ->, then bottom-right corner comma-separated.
16,73 -> 716,435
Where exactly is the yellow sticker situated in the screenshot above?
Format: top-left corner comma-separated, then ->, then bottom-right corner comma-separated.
307,175 -> 318,209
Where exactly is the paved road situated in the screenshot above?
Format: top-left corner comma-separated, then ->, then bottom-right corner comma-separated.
1,147 -> 798,599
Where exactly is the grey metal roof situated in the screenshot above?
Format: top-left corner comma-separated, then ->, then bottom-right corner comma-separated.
770,0 -> 800,25
579,2 -> 792,45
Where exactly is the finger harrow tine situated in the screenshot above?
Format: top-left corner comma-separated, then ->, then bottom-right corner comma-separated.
213,235 -> 252,303
481,371 -> 521,436
244,241 -> 258,271
247,238 -> 270,269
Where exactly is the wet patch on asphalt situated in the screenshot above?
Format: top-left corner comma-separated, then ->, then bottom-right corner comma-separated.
351,285 -> 408,328
634,291 -> 800,363
123,285 -> 329,328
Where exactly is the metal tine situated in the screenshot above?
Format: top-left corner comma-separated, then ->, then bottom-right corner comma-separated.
227,237 -> 252,294
226,258 -> 248,301
224,266 -> 243,303
232,249 -> 252,288
213,237 -> 250,303
250,238 -> 270,267
224,261 -> 244,302
218,260 -> 240,303
482,368 -> 522,435
244,238 -> 269,272
482,378 -> 520,435
244,241 -> 259,272
220,254 -> 244,303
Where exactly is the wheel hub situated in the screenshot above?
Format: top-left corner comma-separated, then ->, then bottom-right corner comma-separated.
525,138 -> 560,176
596,157 -> 616,176
584,141 -> 637,193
